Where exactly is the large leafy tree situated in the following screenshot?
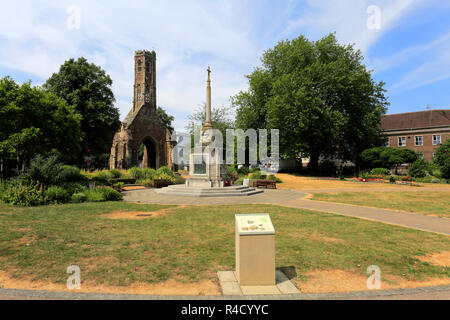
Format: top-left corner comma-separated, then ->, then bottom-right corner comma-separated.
43,57 -> 120,166
232,33 -> 389,171
0,77 -> 81,173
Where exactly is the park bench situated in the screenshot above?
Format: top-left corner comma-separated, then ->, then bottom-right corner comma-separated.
254,180 -> 277,189
154,179 -> 173,188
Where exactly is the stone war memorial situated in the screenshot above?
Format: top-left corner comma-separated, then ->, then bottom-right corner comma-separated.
156,67 -> 263,197
110,50 -> 174,170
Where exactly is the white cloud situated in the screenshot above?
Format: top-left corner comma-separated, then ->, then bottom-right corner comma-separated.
283,0 -> 418,53
371,32 -> 450,74
389,47 -> 450,92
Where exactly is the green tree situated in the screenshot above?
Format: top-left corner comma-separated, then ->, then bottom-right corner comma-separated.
232,33 -> 388,171
0,77 -> 82,174
361,147 -> 417,174
408,158 -> 429,178
43,57 -> 120,166
434,139 -> 450,180
157,106 -> 175,133
186,103 -> 234,136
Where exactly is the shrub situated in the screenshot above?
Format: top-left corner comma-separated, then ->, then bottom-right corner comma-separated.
93,170 -> 112,182
156,166 -> 175,177
408,159 -> 429,178
84,188 -> 105,202
234,177 -> 244,185
1,181 -> 45,206
267,175 -> 282,183
143,179 -> 155,188
361,173 -> 371,180
227,166 -> 239,181
109,169 -> 122,179
249,167 -> 261,173
99,187 -> 123,201
156,173 -> 176,183
370,168 -> 390,176
20,155 -> 65,186
434,139 -> 450,179
129,167 -> 144,180
174,175 -> 186,185
250,171 -> 264,180
237,166 -> 249,176
84,187 -> 122,202
71,192 -> 87,203
59,182 -> 87,196
142,168 -> 157,179
60,165 -> 87,183
44,186 -> 70,204
431,178 -> 441,184
389,176 -> 396,183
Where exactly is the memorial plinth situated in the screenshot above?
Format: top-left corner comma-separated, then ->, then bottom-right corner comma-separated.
235,214 -> 275,286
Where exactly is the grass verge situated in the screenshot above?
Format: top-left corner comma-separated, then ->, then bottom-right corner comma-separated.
0,202 -> 448,291
313,191 -> 450,218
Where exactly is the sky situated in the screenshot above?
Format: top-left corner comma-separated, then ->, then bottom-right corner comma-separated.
1,0 -> 450,132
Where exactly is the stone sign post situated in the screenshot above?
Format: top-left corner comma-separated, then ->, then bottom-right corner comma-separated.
235,214 -> 275,286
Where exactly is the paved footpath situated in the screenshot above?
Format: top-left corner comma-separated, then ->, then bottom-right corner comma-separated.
0,286 -> 449,300
124,189 -> 450,235
280,199 -> 450,235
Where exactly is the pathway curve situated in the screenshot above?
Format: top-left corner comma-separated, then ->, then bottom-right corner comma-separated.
123,188 -> 450,235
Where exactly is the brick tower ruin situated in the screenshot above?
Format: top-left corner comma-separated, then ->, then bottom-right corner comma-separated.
110,50 -> 173,170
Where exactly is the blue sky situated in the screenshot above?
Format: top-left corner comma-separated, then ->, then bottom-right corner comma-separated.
1,0 -> 449,132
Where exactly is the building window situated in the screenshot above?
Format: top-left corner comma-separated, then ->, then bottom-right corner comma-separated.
433,135 -> 441,145
415,136 -> 423,146
137,85 -> 141,102
137,60 -> 142,72
398,137 -> 406,147
417,152 -> 424,159
145,87 -> 150,103
385,138 -> 390,147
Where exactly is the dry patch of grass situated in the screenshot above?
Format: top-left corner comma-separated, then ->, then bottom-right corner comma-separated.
297,269 -> 450,293
275,174 -> 450,192
102,206 -> 186,220
415,251 -> 450,267
0,270 -> 219,295
313,191 -> 450,217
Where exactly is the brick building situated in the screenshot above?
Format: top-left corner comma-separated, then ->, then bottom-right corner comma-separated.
381,109 -> 450,162
110,50 -> 174,170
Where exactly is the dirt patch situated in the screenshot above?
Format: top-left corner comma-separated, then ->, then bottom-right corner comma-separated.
415,251 -> 450,267
13,235 -> 37,246
0,270 -> 219,296
123,186 -> 146,191
101,206 -> 186,220
296,269 -> 450,293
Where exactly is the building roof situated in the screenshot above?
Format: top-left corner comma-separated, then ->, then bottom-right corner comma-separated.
381,109 -> 450,131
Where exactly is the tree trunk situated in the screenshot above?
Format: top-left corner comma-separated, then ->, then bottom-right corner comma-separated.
308,153 -> 319,173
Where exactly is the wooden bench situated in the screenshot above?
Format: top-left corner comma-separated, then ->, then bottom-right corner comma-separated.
154,179 -> 173,188
254,180 -> 277,189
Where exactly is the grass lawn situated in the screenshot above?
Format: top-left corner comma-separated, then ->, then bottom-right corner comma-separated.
0,202 -> 449,292
313,191 -> 450,218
